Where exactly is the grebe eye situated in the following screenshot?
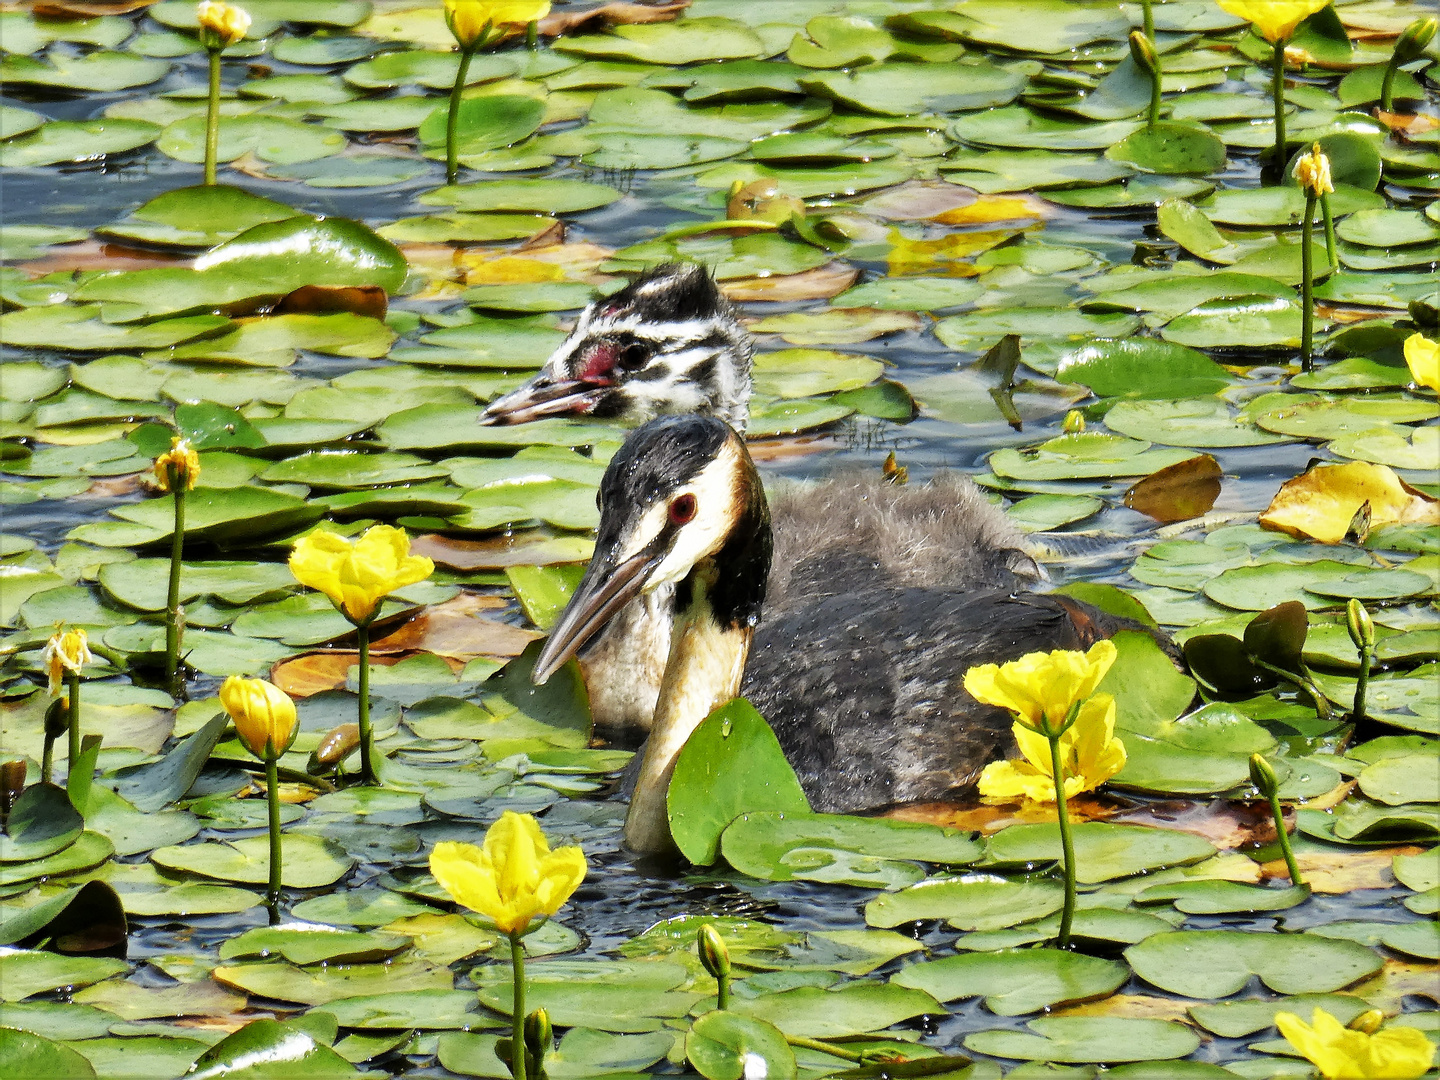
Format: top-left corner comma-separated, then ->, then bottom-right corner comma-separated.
669,494 -> 697,525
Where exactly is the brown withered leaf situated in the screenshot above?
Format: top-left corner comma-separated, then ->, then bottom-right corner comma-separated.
411,531 -> 594,571
1055,995 -> 1194,1023
1261,461 -> 1440,545
1351,959 -> 1440,1013
273,285 -> 387,320
515,220 -> 567,251
270,652 -> 400,698
539,0 -> 689,35
886,794 -> 1121,834
1124,454 -> 1222,524
21,241 -> 182,275
1111,797 -> 1286,851
721,262 -> 859,303
1260,844 -> 1427,894
369,592 -> 537,660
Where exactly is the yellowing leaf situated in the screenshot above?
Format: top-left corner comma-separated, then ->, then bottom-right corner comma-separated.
932,194 -> 1047,226
1259,461 -> 1440,544
463,256 -> 567,285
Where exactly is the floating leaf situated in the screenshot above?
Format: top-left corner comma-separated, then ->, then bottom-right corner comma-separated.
1124,930 -> 1384,997
1260,462 -> 1440,545
893,948 -> 1129,1016
964,1017 -> 1200,1064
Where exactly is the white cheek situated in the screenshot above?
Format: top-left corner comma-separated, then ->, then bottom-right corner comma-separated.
646,447 -> 741,588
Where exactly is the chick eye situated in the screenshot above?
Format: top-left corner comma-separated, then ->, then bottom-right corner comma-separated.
618,342 -> 650,369
668,493 -> 697,525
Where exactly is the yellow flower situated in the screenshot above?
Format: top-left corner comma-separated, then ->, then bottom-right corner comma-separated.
196,0 -> 250,47
153,437 -> 201,493
288,525 -> 434,626
979,693 -> 1127,803
963,640 -> 1118,737
1404,332 -> 1439,394
1292,143 -> 1333,197
1276,1007 -> 1436,1080
429,811 -> 586,935
42,628 -> 92,696
219,676 -> 298,761
1216,0 -> 1332,43
444,0 -> 550,49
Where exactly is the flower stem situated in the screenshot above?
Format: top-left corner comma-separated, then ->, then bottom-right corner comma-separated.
66,671 -> 80,768
716,968 -> 730,1012
784,1036 -> 864,1063
204,48 -> 221,185
1048,733 -> 1076,949
1300,192 -> 1315,371
357,622 -> 374,784
41,733 -> 55,786
1380,58 -> 1398,114
1142,0 -> 1153,39
265,754 -> 283,909
165,484 -> 186,694
526,19 -> 538,50
511,931 -> 527,1080
1270,39 -> 1287,175
1320,191 -> 1337,272
446,46 -> 476,185
1252,657 -> 1332,721
1268,787 -> 1304,886
1352,645 -> 1372,724
1146,55 -> 1161,128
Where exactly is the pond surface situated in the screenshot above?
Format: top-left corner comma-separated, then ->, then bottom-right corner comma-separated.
0,1 -> 1437,1078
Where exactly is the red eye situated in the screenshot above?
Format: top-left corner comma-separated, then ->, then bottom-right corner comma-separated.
669,494 -> 697,525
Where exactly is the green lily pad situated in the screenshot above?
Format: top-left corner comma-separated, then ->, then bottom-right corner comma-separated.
1198,184 -> 1384,227
1135,880 -> 1311,914
0,305 -> 229,352
728,982 -> 944,1038
988,433 -> 1195,481
800,61 -> 1023,117
1107,121 -> 1227,176
686,1015 -> 794,1080
322,989 -> 485,1031
893,948 -> 1128,1016
99,184 -> 299,249
420,178 -> 621,213
1204,561 -> 1423,612
835,277 -> 982,311
1057,339 -> 1231,400
951,106 -> 1142,151
150,833 -> 355,889
0,950 -> 128,1003
866,876 -> 1064,932
417,95 -> 544,157
1124,929 -> 1383,997
186,1018 -> 357,1080
964,1017 -> 1200,1064
0,784 -> 83,864
219,925 -> 413,966
1103,399 -> 1291,448
955,907 -> 1178,953
1358,752 -> 1440,806
721,811 -> 980,882
554,17 -> 765,65
1250,393 -> 1439,440
985,823 -> 1216,882
0,119 -> 160,168
156,114 -> 346,165
0,52 -> 168,93
0,1028 -> 97,1077
1161,295 -> 1305,349
941,148 -> 1133,193
98,560 -> 295,612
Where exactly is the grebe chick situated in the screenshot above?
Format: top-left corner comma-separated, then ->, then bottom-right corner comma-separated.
482,264 -> 1041,736
532,416 -> 1142,856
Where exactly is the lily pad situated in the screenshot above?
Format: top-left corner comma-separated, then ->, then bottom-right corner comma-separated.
721,811 -> 981,881
150,833 -> 356,889
1124,930 -> 1384,997
985,822 -> 1215,882
893,948 -> 1128,1016
964,1017 -> 1200,1064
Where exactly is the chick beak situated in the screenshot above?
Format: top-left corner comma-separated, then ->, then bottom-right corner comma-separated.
479,378 -> 609,426
532,537 -> 668,685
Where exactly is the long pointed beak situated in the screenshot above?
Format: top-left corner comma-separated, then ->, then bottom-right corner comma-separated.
480,378 -> 608,426
532,539 -> 668,685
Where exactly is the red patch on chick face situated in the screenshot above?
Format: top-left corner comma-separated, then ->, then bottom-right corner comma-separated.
576,342 -> 619,384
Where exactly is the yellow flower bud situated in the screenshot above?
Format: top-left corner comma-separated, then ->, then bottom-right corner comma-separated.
42,628 -> 92,696
1129,30 -> 1160,75
698,923 -> 731,981
1345,599 -> 1375,651
196,1 -> 251,48
1249,753 -> 1279,797
288,525 -> 434,626
153,437 -> 201,493
1395,17 -> 1438,64
1348,1009 -> 1385,1035
219,676 -> 298,761
1062,410 -> 1086,434
1291,143 -> 1333,198
428,811 -> 586,936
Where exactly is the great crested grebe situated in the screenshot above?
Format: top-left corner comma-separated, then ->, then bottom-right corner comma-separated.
482,263 -> 1042,734
530,416 -> 1141,855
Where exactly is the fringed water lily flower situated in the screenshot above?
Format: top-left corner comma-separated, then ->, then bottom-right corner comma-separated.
43,628 -> 91,697
1275,1007 -> 1436,1080
431,811 -> 585,1080
429,811 -> 586,935
196,0 -> 250,47
289,525 -> 433,785
1404,332 -> 1439,394
219,676 -> 298,907
1215,0 -> 1331,43
964,639 -> 1122,949
1292,142 -> 1333,196
289,525 -> 434,627
153,437 -> 200,492
978,694 -> 1126,803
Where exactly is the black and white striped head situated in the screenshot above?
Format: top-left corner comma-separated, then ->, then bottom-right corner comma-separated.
481,263 -> 753,431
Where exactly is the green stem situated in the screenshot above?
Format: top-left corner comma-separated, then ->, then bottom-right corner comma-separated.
357,622 -> 374,784
1320,192 -> 1337,272
1271,38 -> 1287,174
511,932 -> 527,1080
1268,788 -> 1304,886
1142,0 -> 1153,39
446,46 -> 477,185
526,19 -> 538,50
1300,192 -> 1315,371
1352,645 -> 1372,724
41,734 -> 55,786
204,47 -> 221,185
265,754 -> 283,908
66,672 -> 80,769
784,1036 -> 864,1063
716,969 -> 730,1012
1048,733 -> 1076,949
1147,57 -> 1162,128
165,484 -> 185,694
1252,657 -> 1332,721
1380,58 -> 1398,113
